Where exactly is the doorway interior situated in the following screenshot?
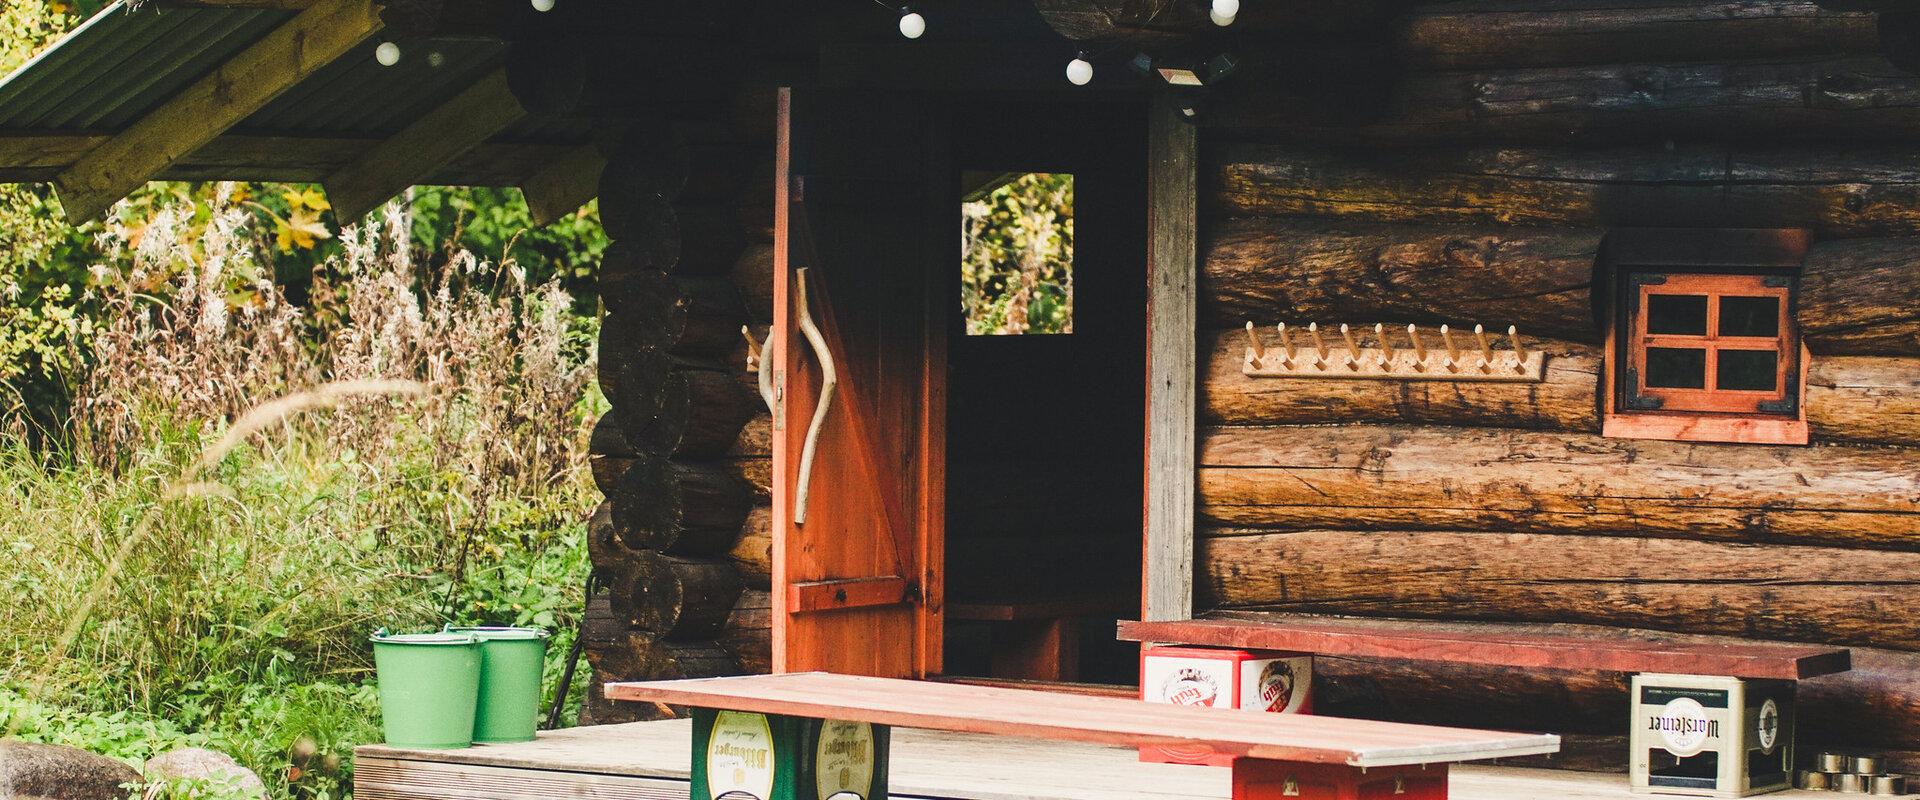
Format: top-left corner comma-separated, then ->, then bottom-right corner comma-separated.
939,100 -> 1147,687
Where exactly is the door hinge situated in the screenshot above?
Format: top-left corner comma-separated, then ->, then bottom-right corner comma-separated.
772,369 -> 785,431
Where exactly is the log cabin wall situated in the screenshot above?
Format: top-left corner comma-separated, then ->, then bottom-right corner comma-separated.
502,0 -> 785,718
1196,0 -> 1920,769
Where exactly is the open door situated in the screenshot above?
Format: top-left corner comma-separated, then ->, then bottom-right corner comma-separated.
769,88 -> 945,677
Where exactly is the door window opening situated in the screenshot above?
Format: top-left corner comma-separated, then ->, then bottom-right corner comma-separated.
960,171 -> 1074,335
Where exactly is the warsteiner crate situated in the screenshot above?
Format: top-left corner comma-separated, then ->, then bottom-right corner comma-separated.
1630,673 -> 1794,798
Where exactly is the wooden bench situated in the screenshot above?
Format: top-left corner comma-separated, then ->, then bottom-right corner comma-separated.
1119,616 -> 1851,796
947,593 -> 1131,682
607,672 -> 1559,800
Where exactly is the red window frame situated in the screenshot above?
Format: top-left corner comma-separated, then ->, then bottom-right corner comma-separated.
1622,273 -> 1796,415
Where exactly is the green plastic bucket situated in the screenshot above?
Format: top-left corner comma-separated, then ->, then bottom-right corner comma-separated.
445,626 -> 549,744
370,631 -> 482,749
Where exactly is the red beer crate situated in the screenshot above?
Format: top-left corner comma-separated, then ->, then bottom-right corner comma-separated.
1139,645 -> 1314,766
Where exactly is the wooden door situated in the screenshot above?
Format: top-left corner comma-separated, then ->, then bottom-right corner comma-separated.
770,88 -> 945,677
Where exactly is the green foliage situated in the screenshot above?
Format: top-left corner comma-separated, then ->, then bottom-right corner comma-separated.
401,187 -> 608,307
960,172 -> 1074,335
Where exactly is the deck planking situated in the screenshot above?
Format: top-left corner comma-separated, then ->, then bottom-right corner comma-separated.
353,720 -> 1841,800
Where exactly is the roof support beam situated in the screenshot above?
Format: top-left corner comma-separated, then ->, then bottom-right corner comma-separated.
323,68 -> 526,222
518,144 -> 605,227
52,0 -> 382,221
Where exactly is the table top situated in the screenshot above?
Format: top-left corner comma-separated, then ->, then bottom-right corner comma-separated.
605,672 -> 1560,768
1118,617 -> 1851,680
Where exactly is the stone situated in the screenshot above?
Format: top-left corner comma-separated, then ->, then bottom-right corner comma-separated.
0,740 -> 140,800
140,748 -> 265,799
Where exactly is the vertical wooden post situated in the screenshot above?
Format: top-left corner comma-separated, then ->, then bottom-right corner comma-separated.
1142,94 -> 1197,623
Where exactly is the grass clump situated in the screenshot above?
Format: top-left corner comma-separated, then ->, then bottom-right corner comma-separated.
0,193 -> 602,799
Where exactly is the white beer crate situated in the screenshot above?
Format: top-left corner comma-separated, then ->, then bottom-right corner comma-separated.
1138,645 -> 1313,766
1631,673 -> 1795,797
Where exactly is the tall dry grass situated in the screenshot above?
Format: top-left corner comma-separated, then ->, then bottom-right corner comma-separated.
0,189 -> 599,797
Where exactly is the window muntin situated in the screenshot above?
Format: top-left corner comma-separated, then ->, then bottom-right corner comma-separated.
1623,273 -> 1796,415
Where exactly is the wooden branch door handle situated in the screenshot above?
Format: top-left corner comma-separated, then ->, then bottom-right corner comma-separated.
793,267 -> 837,525
740,326 -> 776,416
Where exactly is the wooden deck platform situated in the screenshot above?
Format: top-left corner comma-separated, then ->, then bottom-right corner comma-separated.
353,719 -> 1839,800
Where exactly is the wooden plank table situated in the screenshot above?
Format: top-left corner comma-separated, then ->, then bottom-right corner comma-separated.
354,720 -> 1845,800
606,672 -> 1559,799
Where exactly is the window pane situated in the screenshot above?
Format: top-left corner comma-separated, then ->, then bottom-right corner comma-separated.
1646,294 -> 1708,336
1645,347 -> 1707,388
960,172 -> 1073,335
1717,349 -> 1780,392
1719,296 -> 1781,338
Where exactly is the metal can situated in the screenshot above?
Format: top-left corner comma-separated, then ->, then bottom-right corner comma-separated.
1852,755 -> 1886,775
1871,775 -> 1907,796
1821,752 -> 1852,772
1797,770 -> 1833,790
1840,773 -> 1871,794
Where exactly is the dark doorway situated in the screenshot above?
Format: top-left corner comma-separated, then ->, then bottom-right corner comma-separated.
940,100 -> 1148,686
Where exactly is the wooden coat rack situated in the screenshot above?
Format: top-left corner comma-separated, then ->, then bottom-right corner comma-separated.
1243,322 -> 1545,382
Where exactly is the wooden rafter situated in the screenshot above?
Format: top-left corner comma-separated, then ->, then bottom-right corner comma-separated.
322,67 -> 525,222
51,0 -> 382,221
0,134 -> 577,186
518,144 -> 605,227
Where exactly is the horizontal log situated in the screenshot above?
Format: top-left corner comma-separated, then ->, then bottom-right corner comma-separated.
1367,55 -> 1920,145
598,270 -> 744,357
1200,530 -> 1920,649
725,456 -> 772,501
1396,0 -> 1880,70
1207,612 -> 1920,754
1201,219 -> 1920,355
578,670 -> 664,725
1801,236 -> 1920,355
1033,0 -> 1411,45
616,550 -> 743,640
586,500 -> 641,581
603,124 -> 767,206
1203,329 -> 1920,446
1199,425 -> 1920,548
594,453 -> 751,554
731,413 -> 771,458
1809,356 -> 1920,447
1200,218 -> 1603,340
729,504 -> 772,586
730,242 -> 776,323
1211,143 -> 1920,237
587,631 -> 740,680
638,369 -> 756,460
1202,328 -> 1603,431
719,589 -> 771,675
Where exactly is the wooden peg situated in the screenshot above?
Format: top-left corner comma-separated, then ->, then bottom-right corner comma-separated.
1245,321 -> 1265,366
1339,324 -> 1361,370
741,325 -> 763,373
1375,323 -> 1395,365
1277,323 -> 1296,363
1440,324 -> 1461,373
1405,324 -> 1427,370
1473,324 -> 1493,373
1309,322 -> 1329,366
1508,325 -> 1528,374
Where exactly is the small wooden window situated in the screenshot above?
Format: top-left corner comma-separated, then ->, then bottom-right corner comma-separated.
1601,229 -> 1810,446
1622,273 -> 1795,414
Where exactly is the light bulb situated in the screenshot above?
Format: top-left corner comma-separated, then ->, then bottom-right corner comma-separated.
375,41 -> 401,66
1212,0 -> 1240,18
530,0 -> 554,10
1066,56 -> 1093,86
898,10 -> 925,39
1210,8 -> 1236,26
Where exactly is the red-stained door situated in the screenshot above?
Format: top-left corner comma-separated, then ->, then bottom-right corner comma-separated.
769,88 -> 945,677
